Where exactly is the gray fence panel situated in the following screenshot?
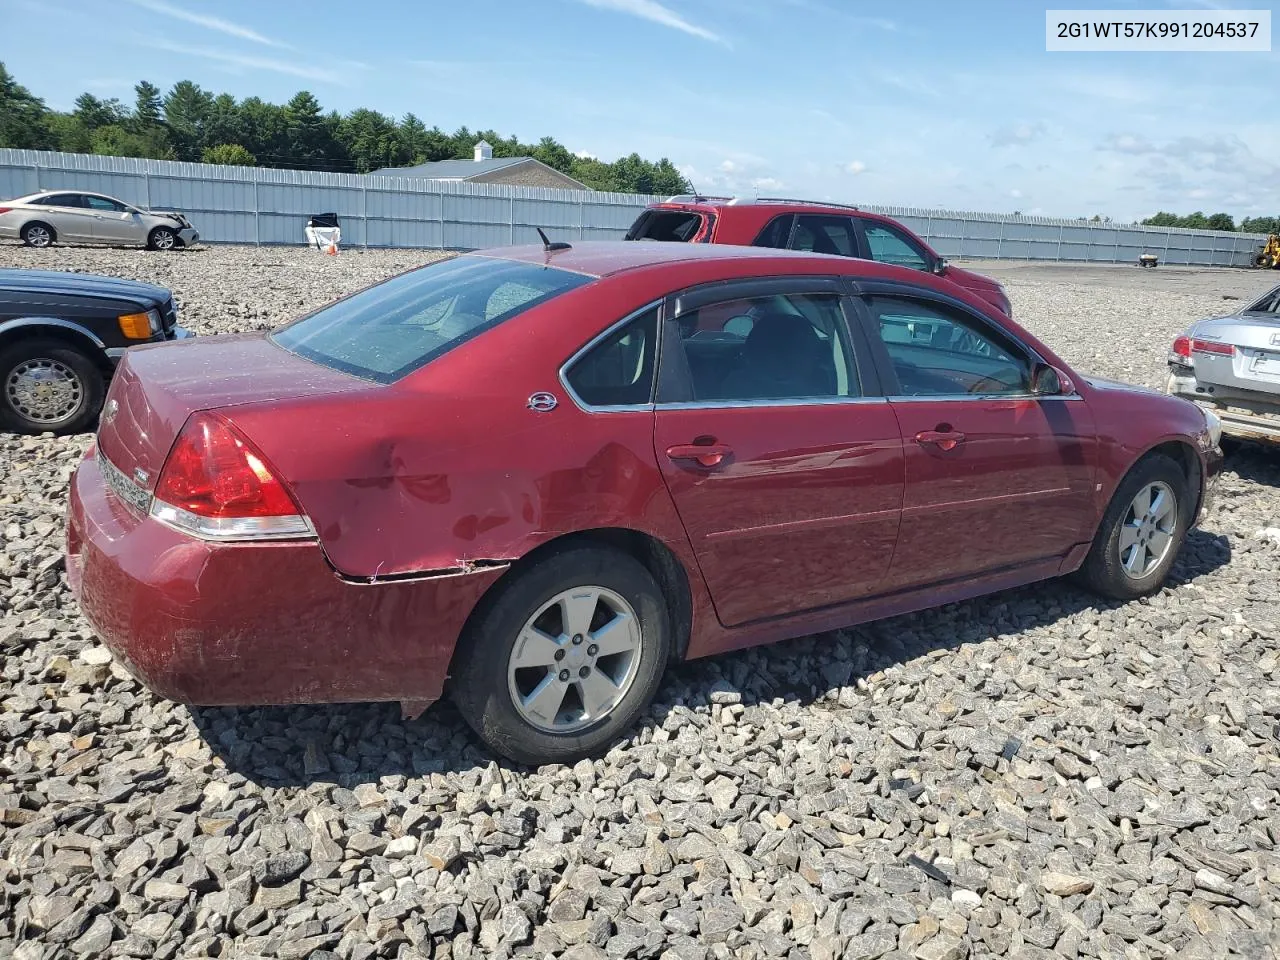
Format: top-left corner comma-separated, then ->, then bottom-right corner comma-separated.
0,149 -> 1268,266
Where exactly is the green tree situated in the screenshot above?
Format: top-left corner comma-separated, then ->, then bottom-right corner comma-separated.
133,81 -> 162,128
1241,216 -> 1280,234
1206,212 -> 1235,231
164,80 -> 214,160
237,96 -> 288,166
285,91 -> 331,167
338,108 -> 403,172
0,61 -> 54,149
202,143 -> 256,165
73,93 -> 127,131
532,136 -> 575,174
1142,212 -> 1180,227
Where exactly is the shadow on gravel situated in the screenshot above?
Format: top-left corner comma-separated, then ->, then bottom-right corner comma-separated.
190,528 -> 1232,788
1222,439 -> 1280,487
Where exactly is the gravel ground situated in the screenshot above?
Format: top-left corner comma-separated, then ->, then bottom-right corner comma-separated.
2,244 -> 1280,960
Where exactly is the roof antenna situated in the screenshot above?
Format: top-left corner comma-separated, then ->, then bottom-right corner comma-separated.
536,227 -> 572,252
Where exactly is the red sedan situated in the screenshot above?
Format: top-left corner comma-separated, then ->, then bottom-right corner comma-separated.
66,241 -> 1222,764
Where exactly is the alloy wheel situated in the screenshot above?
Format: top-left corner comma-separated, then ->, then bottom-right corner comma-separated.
1119,480 -> 1177,579
25,225 -> 51,247
506,585 -> 643,734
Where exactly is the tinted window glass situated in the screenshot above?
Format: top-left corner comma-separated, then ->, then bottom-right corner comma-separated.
33,194 -> 81,207
1245,286 -> 1280,314
863,223 -> 930,270
791,216 -> 857,257
83,195 -> 125,212
273,256 -> 591,383
565,307 -> 658,407
626,210 -> 705,242
869,296 -> 1030,396
666,293 -> 859,402
752,215 -> 793,249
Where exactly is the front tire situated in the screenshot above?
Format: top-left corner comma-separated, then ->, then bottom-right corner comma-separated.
148,227 -> 178,251
1076,453 -> 1192,600
0,338 -> 104,435
450,544 -> 670,765
20,222 -> 55,247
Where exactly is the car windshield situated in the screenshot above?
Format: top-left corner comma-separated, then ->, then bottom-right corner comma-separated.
272,255 -> 592,383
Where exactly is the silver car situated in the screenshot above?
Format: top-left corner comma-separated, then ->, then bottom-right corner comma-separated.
0,190 -> 199,250
1167,282 -> 1280,443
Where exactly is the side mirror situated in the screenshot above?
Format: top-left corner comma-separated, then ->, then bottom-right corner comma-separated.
932,258 -> 948,275
1032,362 -> 1073,396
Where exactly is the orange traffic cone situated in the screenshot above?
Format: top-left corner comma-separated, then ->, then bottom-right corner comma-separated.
325,241 -> 338,256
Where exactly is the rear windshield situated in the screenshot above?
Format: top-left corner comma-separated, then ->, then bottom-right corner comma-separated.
625,209 -> 706,242
272,255 -> 592,383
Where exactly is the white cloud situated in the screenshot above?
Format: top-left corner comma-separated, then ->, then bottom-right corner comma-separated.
148,40 -> 343,84
989,121 -> 1047,147
575,0 -> 727,45
574,150 -> 599,160
127,0 -> 291,49
845,160 -> 867,175
1010,188 -> 1023,198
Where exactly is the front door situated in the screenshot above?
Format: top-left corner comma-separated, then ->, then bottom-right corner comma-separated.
857,291 -> 1096,590
652,280 -> 904,627
84,195 -> 142,244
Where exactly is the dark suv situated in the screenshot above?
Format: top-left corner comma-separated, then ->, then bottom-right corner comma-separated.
625,196 -> 1012,317
0,269 -> 191,434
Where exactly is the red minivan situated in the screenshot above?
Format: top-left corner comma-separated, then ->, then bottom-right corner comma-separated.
625,196 -> 1013,317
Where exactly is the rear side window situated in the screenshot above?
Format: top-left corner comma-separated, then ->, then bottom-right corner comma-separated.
625,210 -> 706,242
564,307 -> 658,407
791,216 -> 858,257
33,194 -> 82,207
273,256 -> 591,383
752,215 -> 794,249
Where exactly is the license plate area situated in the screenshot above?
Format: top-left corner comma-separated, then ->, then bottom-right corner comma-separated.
1250,351 -> 1280,378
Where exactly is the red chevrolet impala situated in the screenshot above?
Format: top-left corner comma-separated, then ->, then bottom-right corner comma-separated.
66,242 -> 1222,764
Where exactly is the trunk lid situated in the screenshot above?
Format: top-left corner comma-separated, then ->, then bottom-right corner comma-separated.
1188,314 -> 1280,397
97,333 -> 371,490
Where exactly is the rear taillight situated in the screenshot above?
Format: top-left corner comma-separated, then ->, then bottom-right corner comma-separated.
0,207 -> 11,215
1170,335 -> 1192,365
1192,338 -> 1235,357
150,412 -> 313,541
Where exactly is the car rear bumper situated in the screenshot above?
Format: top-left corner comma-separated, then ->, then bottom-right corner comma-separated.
1168,370 -> 1280,444
66,449 -> 504,707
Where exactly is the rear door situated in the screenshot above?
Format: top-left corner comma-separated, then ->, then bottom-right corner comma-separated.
852,286 -> 1096,590
856,218 -> 936,272
652,277 -> 904,627
30,193 -> 95,242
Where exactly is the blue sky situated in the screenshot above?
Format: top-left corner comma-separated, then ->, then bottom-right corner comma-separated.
2,0 -> 1277,222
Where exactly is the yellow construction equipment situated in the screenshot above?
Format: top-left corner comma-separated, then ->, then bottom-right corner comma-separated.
1256,234 -> 1280,269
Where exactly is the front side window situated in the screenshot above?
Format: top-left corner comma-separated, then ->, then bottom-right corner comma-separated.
863,222 -> 930,270
869,296 -> 1031,396
1244,285 -> 1280,314
564,307 -> 658,407
273,256 -> 592,383
791,216 -> 858,257
666,292 -> 860,402
84,195 -> 125,212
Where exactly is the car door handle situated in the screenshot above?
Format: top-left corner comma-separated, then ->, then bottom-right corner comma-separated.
666,442 -> 732,468
914,429 -> 966,451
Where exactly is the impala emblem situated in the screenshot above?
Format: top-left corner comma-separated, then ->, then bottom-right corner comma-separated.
527,392 -> 558,412
133,468 -> 150,486
102,399 -> 118,423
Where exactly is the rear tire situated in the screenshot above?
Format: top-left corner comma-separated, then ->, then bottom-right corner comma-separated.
1076,453 -> 1192,600
20,222 -> 55,247
450,544 -> 670,765
148,227 -> 178,251
0,338 -> 104,435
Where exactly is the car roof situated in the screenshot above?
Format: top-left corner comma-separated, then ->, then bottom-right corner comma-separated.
646,198 -> 907,228
475,240 -> 941,288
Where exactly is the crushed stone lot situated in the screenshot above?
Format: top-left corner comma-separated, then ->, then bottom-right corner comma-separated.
2,244 -> 1280,960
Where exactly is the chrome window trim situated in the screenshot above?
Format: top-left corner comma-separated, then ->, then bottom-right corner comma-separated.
887,392 -> 1083,402
659,396 -> 889,411
558,300 -> 664,414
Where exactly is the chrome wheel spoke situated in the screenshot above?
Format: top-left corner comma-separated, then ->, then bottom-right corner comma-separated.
1148,488 -> 1173,524
520,673 -> 568,725
1131,485 -> 1151,517
1118,524 -> 1141,553
560,589 -> 600,639
1121,543 -> 1145,575
1120,480 -> 1178,580
590,613 -> 638,658
510,627 -> 562,669
1148,528 -> 1173,556
578,669 -> 621,719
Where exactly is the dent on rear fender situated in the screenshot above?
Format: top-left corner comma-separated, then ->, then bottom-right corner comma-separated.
318,437 -> 659,579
